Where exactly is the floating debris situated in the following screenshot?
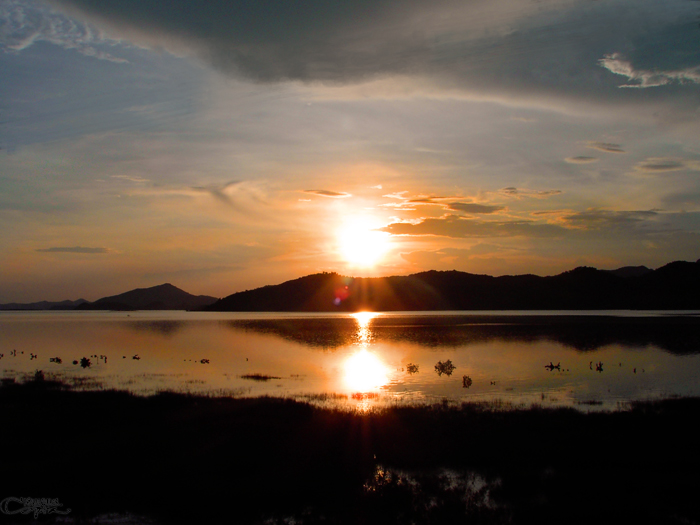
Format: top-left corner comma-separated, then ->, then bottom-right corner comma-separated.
49,357 -> 62,364
132,354 -> 141,360
544,362 -> 561,371
595,361 -> 603,372
435,360 -> 456,377
406,363 -> 419,374
200,359 -> 210,364
462,375 -> 473,388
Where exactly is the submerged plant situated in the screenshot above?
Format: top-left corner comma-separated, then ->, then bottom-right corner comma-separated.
462,375 -> 473,388
406,363 -> 419,374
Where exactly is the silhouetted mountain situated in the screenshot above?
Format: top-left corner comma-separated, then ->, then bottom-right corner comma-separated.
76,283 -> 218,311
0,299 -> 89,311
603,265 -> 653,278
207,260 -> 700,312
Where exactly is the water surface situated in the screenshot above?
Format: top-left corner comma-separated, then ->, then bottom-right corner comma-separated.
1,310 -> 699,410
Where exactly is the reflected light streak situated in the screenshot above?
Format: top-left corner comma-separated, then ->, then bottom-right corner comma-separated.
351,311 -> 380,345
344,349 -> 389,392
344,312 -> 388,393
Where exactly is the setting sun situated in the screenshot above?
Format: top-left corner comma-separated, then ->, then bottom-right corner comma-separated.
337,217 -> 390,267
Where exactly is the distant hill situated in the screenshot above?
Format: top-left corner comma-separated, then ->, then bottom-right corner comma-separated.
206,260 -> 700,312
603,266 -> 653,279
75,283 -> 218,311
0,299 -> 89,311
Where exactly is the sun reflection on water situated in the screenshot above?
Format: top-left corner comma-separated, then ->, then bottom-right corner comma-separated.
343,313 -> 389,400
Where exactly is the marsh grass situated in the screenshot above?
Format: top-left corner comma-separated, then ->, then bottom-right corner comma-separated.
1,378 -> 699,525
240,373 -> 283,381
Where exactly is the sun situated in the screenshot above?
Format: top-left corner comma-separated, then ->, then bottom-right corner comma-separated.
337,217 -> 390,267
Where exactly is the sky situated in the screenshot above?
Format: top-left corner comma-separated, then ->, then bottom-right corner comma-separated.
1,0 -> 700,302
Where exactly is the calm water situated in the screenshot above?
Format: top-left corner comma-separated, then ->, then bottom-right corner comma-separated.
1,310 -> 700,410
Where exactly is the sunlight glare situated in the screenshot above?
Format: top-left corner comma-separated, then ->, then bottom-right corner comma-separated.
351,311 -> 379,345
337,217 -> 390,267
344,349 -> 389,392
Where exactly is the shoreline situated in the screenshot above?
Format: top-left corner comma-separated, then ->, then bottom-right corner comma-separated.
2,379 -> 699,524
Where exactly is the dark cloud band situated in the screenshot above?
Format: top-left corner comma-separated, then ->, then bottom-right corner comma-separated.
36,246 -> 109,253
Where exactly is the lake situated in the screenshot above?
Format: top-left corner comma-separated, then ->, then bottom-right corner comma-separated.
1,310 -> 699,410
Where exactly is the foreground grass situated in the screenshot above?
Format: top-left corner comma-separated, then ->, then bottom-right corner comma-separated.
1,379 -> 698,525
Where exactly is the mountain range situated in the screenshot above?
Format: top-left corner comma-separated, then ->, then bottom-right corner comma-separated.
0,284 -> 218,311
206,260 -> 700,311
1,260 -> 699,311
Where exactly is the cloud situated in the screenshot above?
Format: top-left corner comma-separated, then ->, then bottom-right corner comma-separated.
557,209 -> 659,230
634,158 -> 688,173
383,192 -> 408,200
127,180 -> 268,213
404,198 -> 504,214
587,142 -> 625,154
191,181 -> 251,208
0,0 -> 128,62
111,175 -> 150,183
46,0 -> 700,111
302,189 -> 352,198
446,202 -> 504,214
599,53 -> 700,88
36,246 -> 110,253
498,187 -> 562,199
379,215 -> 565,239
381,207 -> 666,240
565,156 -> 598,164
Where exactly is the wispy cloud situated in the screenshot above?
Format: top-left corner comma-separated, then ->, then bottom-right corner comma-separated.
446,202 -> 504,214
587,142 -> 625,154
498,187 -> 562,199
599,53 -> 700,88
0,0 -> 128,62
557,209 -> 659,230
111,175 -> 150,183
36,246 -> 110,253
302,190 -> 352,198
634,158 -> 694,173
565,156 -> 598,164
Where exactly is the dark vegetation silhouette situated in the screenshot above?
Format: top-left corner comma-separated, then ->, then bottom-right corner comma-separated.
206,260 -> 700,312
1,379 -> 698,525
434,359 -> 456,376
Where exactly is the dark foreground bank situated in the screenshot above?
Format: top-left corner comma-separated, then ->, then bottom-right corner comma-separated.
1,379 -> 698,525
